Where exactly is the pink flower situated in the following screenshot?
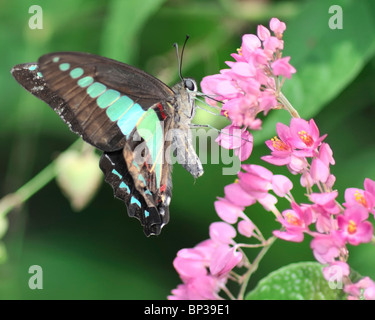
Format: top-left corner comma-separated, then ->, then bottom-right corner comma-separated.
364,282 -> 375,300
214,198 -> 244,224
209,245 -> 243,277
300,171 -> 314,188
169,239 -> 227,300
170,219 -> 244,300
308,142 -> 335,186
224,183 -> 256,207
215,125 -> 253,161
262,122 -> 308,173
344,277 -> 375,300
312,205 -> 336,234
325,174 -> 336,189
264,119 -> 327,167
173,240 -> 216,281
266,122 -> 293,157
309,191 -> 341,215
262,142 -> 293,166
173,248 -> 208,280
216,80 -> 240,99
200,17 -> 295,138
322,261 -> 350,283
318,143 -> 335,166
259,90 -> 278,114
238,164 -> 273,198
364,178 -> 375,198
220,98 -> 248,127
287,154 -> 308,174
257,25 -> 271,41
168,283 -> 188,300
269,18 -> 286,36
364,178 -> 375,214
271,57 -> 296,79
194,239 -> 217,261
344,178 -> 375,214
209,222 -> 237,245
240,34 -> 261,61
168,275 -> 222,300
288,118 -> 327,157
310,232 -> 345,264
271,174 -> 293,197
257,193 -> 278,212
229,61 -> 256,78
263,36 -> 284,55
273,203 -> 313,242
200,73 -> 231,106
337,205 -> 373,245
310,158 -> 330,184
237,219 -> 255,237
344,188 -> 374,210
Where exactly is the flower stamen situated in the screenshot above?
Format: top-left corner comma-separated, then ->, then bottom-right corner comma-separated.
298,130 -> 313,147
285,212 -> 303,227
354,190 -> 367,207
347,220 -> 357,234
271,136 -> 289,151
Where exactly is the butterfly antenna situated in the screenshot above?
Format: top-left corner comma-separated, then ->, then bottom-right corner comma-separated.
173,35 -> 190,81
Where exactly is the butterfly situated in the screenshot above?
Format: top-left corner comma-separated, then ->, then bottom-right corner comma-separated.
11,50 -> 204,236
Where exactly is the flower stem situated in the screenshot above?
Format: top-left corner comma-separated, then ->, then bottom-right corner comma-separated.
238,243 -> 269,249
237,236 -> 276,300
220,284 -> 236,300
0,139 -> 82,219
0,162 -> 56,218
278,92 -> 300,118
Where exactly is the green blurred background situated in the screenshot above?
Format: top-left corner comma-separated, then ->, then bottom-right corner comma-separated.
0,0 -> 375,299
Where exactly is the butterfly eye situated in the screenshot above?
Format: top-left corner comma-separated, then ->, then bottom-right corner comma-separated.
184,79 -> 196,91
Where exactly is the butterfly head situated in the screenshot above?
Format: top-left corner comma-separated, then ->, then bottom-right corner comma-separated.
172,77 -> 198,118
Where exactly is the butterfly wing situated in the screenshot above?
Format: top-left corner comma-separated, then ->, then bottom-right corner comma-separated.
40,52 -> 175,151
11,63 -> 85,135
11,52 -> 177,235
99,100 -> 174,236
99,114 -> 173,236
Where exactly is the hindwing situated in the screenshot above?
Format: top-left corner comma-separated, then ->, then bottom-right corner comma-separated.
100,103 -> 173,236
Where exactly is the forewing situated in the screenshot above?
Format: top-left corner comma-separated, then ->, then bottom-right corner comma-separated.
12,52 -> 175,152
11,63 -> 86,137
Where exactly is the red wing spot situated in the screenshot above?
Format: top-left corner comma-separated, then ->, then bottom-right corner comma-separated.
160,184 -> 166,193
157,103 -> 167,120
144,161 -> 150,171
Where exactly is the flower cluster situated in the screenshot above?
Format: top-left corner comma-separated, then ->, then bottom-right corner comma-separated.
201,18 -> 296,160
170,17 -> 375,300
345,277 -> 375,300
215,117 -> 370,296
168,223 -> 243,300
260,117 -> 375,297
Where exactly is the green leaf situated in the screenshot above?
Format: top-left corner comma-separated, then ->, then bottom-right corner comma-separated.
245,262 -> 343,300
100,0 -> 168,63
255,0 -> 375,144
